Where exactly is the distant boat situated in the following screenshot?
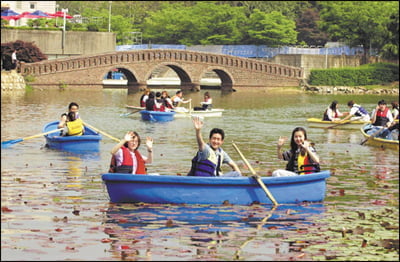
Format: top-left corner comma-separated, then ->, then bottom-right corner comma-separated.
102,171 -> 330,205
307,118 -> 369,129
140,110 -> 176,122
43,121 -> 102,152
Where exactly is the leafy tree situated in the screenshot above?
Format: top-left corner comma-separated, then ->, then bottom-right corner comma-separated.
246,9 -> 297,46
296,8 -> 328,46
318,1 -> 398,59
220,1 -> 311,20
142,2 -> 246,45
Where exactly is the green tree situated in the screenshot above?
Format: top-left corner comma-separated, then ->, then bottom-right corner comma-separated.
142,2 -> 246,45
318,1 -> 398,59
246,9 -> 297,46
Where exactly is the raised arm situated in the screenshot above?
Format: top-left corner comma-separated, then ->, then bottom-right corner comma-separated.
110,132 -> 132,155
276,136 -> 287,160
301,140 -> 320,163
192,116 -> 206,151
145,136 -> 153,164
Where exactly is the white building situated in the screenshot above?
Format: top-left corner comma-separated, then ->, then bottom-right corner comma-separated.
1,1 -> 56,26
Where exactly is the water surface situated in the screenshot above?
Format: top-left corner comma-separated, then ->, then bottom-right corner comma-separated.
1,88 -> 398,260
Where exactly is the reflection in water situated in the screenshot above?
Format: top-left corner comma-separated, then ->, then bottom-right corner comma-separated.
101,203 -> 325,260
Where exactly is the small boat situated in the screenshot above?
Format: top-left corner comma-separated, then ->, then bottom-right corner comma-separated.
173,107 -> 224,118
102,171 -> 330,205
307,118 -> 369,129
43,121 -> 102,152
140,110 -> 176,122
360,124 -> 399,150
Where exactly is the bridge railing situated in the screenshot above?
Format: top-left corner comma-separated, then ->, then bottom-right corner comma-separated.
19,49 -> 303,79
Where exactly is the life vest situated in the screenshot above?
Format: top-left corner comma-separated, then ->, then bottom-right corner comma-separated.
109,146 -> 146,174
297,152 -> 320,174
373,107 -> 390,126
354,105 -> 368,117
187,148 -> 223,177
286,149 -> 320,174
66,118 -> 84,136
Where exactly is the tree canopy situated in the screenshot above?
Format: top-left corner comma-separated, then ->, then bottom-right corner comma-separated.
27,1 -> 398,59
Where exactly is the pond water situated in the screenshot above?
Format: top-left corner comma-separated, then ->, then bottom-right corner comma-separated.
1,88 -> 398,261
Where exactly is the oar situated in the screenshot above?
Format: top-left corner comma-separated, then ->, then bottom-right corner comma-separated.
324,119 -> 358,129
120,110 -> 139,117
1,128 -> 63,148
82,121 -> 120,142
360,126 -> 385,145
232,142 -> 278,206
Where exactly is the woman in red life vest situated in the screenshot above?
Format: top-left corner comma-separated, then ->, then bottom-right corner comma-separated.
110,131 -> 153,174
272,127 -> 320,177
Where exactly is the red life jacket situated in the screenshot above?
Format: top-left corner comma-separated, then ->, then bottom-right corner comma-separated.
374,107 -> 390,126
109,146 -> 146,174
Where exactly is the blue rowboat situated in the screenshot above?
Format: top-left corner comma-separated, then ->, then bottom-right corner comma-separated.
102,171 -> 330,205
43,121 -> 102,152
140,110 -> 175,122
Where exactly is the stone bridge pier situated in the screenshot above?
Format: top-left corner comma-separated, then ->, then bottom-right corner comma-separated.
19,49 -> 304,92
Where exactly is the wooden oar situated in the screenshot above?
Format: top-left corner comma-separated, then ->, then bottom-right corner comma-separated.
324,119 -> 358,129
121,105 -> 144,117
232,142 -> 278,206
1,128 -> 63,148
82,121 -> 120,142
360,126 -> 385,145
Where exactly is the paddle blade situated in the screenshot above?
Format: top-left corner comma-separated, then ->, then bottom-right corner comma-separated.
1,138 -> 23,148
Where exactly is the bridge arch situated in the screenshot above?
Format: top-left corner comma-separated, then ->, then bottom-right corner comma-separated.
19,49 -> 303,91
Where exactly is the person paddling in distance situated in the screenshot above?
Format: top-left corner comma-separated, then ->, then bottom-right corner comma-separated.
272,127 -> 320,177
110,131 -> 153,174
340,100 -> 370,122
322,100 -> 348,121
194,91 -> 213,111
187,116 -> 242,177
171,90 -> 192,107
58,102 -> 80,129
366,99 -> 394,139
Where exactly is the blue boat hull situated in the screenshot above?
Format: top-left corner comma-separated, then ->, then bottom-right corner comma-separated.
43,121 -> 102,152
102,171 -> 330,205
140,110 -> 175,122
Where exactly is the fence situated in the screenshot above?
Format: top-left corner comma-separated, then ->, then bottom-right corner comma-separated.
116,44 -> 372,58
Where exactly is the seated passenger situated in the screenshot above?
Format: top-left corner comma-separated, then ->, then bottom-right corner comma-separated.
153,92 -> 166,111
187,116 -> 242,177
61,111 -> 84,136
322,100 -> 347,121
194,92 -> 213,111
272,127 -> 320,177
109,131 -> 153,174
58,102 -> 80,129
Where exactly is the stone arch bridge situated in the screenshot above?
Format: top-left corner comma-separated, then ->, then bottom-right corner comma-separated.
19,49 -> 304,92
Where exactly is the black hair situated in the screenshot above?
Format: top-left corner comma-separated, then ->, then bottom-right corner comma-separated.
123,131 -> 141,149
329,100 -> 338,110
347,100 -> 355,107
67,111 -> 77,121
68,102 -> 79,110
209,128 -> 225,140
378,99 -> 386,105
